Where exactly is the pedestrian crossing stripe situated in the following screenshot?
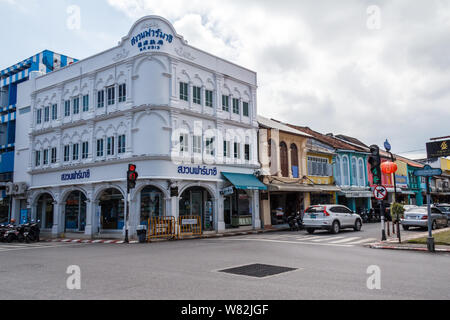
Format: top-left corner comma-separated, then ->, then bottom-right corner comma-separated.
329,237 -> 361,244
311,236 -> 343,242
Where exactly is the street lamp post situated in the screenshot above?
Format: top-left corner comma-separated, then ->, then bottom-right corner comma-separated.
383,139 -> 401,242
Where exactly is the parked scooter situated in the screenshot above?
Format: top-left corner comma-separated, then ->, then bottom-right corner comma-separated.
2,225 -> 25,243
23,222 -> 40,243
287,211 -> 304,231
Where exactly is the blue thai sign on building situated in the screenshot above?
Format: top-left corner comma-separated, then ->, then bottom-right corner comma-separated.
61,169 -> 91,181
177,166 -> 217,176
131,28 -> 173,52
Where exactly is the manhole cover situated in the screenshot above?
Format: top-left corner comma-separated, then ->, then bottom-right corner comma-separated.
219,263 -> 297,278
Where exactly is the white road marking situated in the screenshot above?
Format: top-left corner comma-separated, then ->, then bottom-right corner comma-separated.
296,236 -> 323,241
311,236 -> 343,242
0,243 -> 86,253
329,237 -> 361,244
348,238 -> 377,244
211,238 -> 354,247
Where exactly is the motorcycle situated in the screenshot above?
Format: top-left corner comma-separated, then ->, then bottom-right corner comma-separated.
2,225 -> 25,243
23,222 -> 40,243
287,212 -> 303,231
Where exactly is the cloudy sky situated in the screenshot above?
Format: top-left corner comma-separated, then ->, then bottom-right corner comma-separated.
1,0 -> 449,159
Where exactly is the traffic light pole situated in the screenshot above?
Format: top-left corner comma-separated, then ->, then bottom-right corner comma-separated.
379,200 -> 386,241
124,184 -> 129,243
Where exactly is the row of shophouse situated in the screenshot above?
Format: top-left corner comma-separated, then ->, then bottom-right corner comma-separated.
0,15 -> 449,238
257,117 -> 450,228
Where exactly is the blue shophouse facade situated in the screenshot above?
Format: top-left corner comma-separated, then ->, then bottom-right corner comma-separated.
0,50 -> 77,223
333,150 -> 372,212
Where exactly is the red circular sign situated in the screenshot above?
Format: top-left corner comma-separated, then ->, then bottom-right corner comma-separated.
373,185 -> 388,200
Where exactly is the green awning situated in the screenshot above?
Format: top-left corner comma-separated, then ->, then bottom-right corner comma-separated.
222,172 -> 267,191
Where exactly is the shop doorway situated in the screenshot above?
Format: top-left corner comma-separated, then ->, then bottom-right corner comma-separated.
64,191 -> 87,232
179,187 -> 214,231
98,188 -> 124,230
36,193 -> 54,229
224,189 -> 252,228
140,185 -> 164,225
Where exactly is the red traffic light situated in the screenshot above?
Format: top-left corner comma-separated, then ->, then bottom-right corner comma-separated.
128,172 -> 137,181
128,164 -> 136,171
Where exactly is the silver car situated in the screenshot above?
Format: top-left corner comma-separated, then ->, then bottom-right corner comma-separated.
401,206 -> 448,230
303,204 -> 363,234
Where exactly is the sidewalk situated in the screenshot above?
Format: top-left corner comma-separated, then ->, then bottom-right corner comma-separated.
41,225 -> 291,244
365,227 -> 450,253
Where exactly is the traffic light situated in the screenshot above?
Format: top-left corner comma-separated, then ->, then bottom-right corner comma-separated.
127,164 -> 138,190
368,145 -> 382,185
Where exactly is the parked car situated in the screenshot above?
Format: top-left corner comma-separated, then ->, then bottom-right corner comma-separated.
303,205 -> 362,234
434,204 -> 450,225
400,206 -> 448,230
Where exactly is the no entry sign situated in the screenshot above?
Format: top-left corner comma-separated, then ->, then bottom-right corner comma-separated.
373,185 -> 388,200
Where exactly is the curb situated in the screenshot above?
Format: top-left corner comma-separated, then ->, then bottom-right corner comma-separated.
368,244 -> 450,253
40,227 -> 291,244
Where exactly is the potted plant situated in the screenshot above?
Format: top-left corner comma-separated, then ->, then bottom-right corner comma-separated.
390,202 -> 405,243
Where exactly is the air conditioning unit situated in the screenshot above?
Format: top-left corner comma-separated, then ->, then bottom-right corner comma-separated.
5,182 -> 13,195
16,182 -> 28,195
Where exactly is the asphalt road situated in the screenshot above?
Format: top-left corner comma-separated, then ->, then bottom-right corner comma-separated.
0,223 -> 448,300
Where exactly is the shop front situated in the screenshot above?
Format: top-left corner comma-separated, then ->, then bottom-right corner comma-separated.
179,186 -> 214,231
337,190 -> 372,212
221,172 -> 266,229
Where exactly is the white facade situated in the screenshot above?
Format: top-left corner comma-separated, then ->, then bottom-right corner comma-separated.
13,16 -> 261,238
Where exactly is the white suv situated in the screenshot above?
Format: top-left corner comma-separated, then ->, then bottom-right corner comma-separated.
303,204 -> 363,234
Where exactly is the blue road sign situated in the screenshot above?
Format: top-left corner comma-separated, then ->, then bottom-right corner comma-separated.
384,139 -> 391,152
414,165 -> 442,177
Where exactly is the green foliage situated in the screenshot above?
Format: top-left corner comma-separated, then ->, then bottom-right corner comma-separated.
390,202 -> 405,222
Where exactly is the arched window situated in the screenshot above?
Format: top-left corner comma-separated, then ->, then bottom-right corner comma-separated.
358,158 -> 365,186
342,156 -> 349,186
334,156 -> 341,185
351,157 -> 358,186
280,142 -> 289,177
290,143 -> 299,178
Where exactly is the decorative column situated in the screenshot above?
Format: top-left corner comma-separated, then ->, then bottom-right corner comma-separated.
252,190 -> 261,230
216,192 -> 225,232
125,111 -> 133,157
214,74 -> 223,117
169,58 -> 179,105
88,120 -> 95,162
188,81 -> 193,110
84,185 -> 94,237
201,85 -> 206,114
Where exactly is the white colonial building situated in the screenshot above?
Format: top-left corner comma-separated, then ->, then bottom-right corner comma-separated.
13,16 -> 266,239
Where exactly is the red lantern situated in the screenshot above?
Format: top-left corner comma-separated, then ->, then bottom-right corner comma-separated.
381,161 -> 398,174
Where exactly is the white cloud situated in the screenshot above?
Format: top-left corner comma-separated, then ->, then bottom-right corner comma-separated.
107,0 -> 450,158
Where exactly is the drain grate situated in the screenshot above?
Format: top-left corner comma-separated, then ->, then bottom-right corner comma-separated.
219,263 -> 297,278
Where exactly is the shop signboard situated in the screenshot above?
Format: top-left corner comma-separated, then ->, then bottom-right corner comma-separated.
426,139 -> 450,158
414,165 -> 442,177
222,186 -> 234,196
181,219 -> 197,225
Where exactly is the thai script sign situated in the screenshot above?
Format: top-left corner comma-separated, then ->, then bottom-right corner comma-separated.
131,28 -> 173,52
61,169 -> 90,181
414,165 -> 442,177
177,166 -> 217,176
426,139 -> 450,158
